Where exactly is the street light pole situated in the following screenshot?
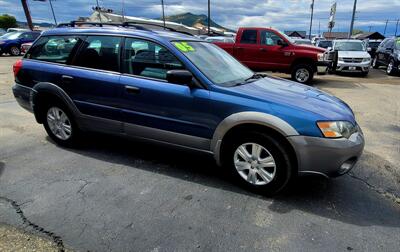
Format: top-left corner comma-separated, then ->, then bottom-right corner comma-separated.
48,0 -> 57,25
161,0 -> 166,30
308,0 -> 314,39
349,0 -> 357,38
208,0 -> 210,35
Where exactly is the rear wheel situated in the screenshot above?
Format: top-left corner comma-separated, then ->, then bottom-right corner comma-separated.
9,46 -> 20,56
222,131 -> 293,195
291,63 -> 314,84
42,101 -> 81,147
386,59 -> 396,75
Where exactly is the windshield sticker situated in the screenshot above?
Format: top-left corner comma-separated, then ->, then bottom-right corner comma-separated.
396,38 -> 400,45
173,42 -> 195,52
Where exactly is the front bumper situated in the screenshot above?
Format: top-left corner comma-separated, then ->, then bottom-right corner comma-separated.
336,61 -> 370,72
12,84 -> 34,113
287,130 -> 365,177
316,61 -> 330,74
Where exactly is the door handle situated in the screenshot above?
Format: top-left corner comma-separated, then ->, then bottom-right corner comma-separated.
125,85 -> 140,94
259,48 -> 267,52
61,75 -> 74,84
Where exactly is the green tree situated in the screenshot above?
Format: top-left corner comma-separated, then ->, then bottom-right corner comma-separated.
352,29 -> 364,35
0,14 -> 17,30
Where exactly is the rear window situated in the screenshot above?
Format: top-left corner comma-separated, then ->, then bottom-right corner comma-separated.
26,36 -> 82,64
240,30 -> 257,44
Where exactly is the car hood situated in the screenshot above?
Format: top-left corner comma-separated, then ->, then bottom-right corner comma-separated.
338,51 -> 370,58
294,44 -> 326,53
218,76 -> 355,122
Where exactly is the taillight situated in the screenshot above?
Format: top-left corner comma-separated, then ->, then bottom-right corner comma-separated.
13,59 -> 23,78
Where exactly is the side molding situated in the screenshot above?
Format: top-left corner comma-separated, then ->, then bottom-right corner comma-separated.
211,112 -> 299,165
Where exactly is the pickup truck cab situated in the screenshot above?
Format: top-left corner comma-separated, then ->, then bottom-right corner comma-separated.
214,27 -> 329,84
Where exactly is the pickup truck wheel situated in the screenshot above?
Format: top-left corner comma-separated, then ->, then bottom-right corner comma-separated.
291,64 -> 314,84
372,56 -> 379,69
42,101 -> 81,147
10,46 -> 20,56
222,131 -> 292,195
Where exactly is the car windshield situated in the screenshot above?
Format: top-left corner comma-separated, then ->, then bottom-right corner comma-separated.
318,41 -> 332,48
334,41 -> 365,51
295,40 -> 312,45
173,41 -> 253,87
368,42 -> 381,48
0,32 -> 23,40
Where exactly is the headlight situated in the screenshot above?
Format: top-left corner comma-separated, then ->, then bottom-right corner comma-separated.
317,121 -> 357,138
317,53 -> 324,61
362,57 -> 371,62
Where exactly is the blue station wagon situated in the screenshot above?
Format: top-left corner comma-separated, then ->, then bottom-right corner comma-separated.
12,22 -> 364,193
0,31 -> 41,56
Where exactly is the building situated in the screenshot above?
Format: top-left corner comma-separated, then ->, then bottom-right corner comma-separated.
323,32 -> 349,40
284,31 -> 307,38
352,32 -> 385,40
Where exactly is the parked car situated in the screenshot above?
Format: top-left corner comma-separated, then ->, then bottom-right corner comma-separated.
311,36 -> 324,45
214,27 -> 330,84
366,39 -> 382,58
206,36 -> 235,43
293,38 -> 312,45
316,40 -> 332,49
0,29 -> 6,36
372,37 -> 400,75
0,31 -> 41,56
12,23 -> 364,194
21,42 -> 33,54
7,28 -> 30,33
329,39 -> 371,76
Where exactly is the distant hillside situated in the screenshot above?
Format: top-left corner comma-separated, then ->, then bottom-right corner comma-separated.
17,21 -> 55,28
162,12 -> 233,32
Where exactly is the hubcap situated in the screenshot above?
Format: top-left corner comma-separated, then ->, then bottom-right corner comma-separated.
387,62 -> 393,73
295,68 -> 309,83
11,47 -> 19,55
47,107 -> 72,140
233,143 -> 276,186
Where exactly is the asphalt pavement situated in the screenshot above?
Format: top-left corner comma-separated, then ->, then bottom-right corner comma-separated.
0,56 -> 399,251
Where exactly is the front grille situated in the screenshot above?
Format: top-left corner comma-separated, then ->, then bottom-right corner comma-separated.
342,58 -> 363,63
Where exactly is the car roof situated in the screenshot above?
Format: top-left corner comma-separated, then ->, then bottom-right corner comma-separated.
42,26 -> 202,44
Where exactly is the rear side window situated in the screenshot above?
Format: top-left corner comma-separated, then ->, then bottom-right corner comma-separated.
385,39 -> 394,49
26,36 -> 82,64
122,38 -> 184,80
73,36 -> 121,72
240,30 -> 257,44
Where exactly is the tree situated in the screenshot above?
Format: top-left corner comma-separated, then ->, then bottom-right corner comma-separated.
352,29 -> 364,35
0,14 -> 17,30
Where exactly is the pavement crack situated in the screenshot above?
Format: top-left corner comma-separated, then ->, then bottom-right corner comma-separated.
0,196 -> 66,252
347,173 -> 400,206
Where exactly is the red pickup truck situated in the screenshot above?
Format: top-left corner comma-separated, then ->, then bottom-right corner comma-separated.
214,27 -> 330,84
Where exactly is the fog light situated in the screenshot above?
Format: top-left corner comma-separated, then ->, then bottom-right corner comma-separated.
339,158 -> 357,174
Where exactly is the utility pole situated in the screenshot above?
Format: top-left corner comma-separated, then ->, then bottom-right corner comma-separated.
368,26 -> 372,32
121,0 -> 125,22
96,0 -> 102,23
207,0 -> 211,35
48,0 -> 57,25
383,19 -> 388,35
349,0 -> 357,38
21,0 -> 33,30
161,0 -> 166,30
318,20 -> 320,36
308,0 -> 314,39
395,19 -> 399,36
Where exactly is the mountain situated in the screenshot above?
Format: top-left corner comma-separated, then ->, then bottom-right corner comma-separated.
162,12 -> 233,32
17,21 -> 55,28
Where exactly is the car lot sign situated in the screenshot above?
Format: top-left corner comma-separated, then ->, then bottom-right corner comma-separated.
328,2 -> 337,29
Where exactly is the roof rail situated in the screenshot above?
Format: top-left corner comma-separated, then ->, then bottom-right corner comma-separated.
56,21 -> 194,36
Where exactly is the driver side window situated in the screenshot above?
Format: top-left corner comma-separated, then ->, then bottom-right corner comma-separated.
260,31 -> 281,46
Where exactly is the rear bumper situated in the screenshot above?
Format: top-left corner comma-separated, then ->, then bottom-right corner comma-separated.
287,130 -> 365,177
12,84 -> 34,113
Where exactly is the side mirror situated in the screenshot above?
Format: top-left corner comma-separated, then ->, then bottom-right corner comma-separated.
327,47 -> 332,51
277,39 -> 287,47
166,70 -> 193,86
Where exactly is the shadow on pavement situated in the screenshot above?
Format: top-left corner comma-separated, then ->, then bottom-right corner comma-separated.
54,133 -> 400,228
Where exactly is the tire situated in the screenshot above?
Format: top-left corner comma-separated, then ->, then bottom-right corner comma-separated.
9,46 -> 20,56
291,63 -> 314,84
222,131 -> 293,195
372,56 -> 379,69
42,100 -> 81,147
361,71 -> 369,77
386,59 -> 396,76
0,52 -> 3,56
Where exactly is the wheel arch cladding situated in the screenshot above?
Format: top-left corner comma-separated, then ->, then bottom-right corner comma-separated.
211,112 -> 299,166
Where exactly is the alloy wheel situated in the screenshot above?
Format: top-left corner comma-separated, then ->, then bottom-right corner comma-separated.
295,68 -> 310,83
47,107 -> 72,140
387,61 -> 393,74
233,143 -> 276,186
10,47 -> 20,56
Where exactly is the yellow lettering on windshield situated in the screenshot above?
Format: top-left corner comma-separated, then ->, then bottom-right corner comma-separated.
173,42 -> 195,52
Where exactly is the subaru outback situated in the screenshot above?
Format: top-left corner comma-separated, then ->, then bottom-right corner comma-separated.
12,22 -> 364,194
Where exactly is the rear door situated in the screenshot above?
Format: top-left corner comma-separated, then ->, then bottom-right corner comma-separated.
62,35 -> 123,121
234,29 -> 261,69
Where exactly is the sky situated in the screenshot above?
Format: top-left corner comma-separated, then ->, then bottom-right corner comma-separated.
0,0 -> 399,36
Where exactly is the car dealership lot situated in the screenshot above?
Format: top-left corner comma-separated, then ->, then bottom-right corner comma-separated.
0,56 -> 399,251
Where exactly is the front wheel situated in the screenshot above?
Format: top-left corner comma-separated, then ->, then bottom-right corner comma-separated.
9,46 -> 20,56
386,59 -> 396,75
43,102 -> 81,147
291,64 -> 314,84
222,131 -> 293,195
372,56 -> 379,69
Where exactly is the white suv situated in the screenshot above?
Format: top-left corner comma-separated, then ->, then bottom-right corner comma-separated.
331,40 -> 371,76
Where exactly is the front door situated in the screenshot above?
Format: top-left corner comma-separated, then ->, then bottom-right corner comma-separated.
257,29 -> 292,70
118,37 -> 212,149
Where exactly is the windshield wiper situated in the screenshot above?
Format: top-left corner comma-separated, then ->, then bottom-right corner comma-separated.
244,73 -> 267,82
